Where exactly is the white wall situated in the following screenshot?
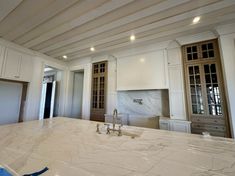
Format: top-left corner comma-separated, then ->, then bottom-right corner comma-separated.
216,23 -> 235,137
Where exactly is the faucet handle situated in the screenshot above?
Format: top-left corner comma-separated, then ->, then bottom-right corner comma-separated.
104,123 -> 110,134
96,123 -> 101,134
118,125 -> 122,136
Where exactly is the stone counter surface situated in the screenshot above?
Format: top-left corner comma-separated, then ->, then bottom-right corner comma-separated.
0,117 -> 235,176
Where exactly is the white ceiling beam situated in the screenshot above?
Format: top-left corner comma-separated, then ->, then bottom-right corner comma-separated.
49,3 -> 235,57
32,0 -> 163,51
0,0 -> 55,36
67,15 -> 235,60
13,0 -> 109,44
3,0 -> 79,41
22,0 -> 135,48
38,0 -> 191,53
44,0 -> 217,55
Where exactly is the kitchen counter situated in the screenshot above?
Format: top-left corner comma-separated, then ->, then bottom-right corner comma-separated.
0,117 -> 235,176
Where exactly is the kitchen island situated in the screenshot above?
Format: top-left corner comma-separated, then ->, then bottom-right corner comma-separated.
0,117 -> 235,176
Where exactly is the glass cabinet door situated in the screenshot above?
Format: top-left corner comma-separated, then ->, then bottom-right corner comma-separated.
183,39 -> 230,137
187,65 -> 204,115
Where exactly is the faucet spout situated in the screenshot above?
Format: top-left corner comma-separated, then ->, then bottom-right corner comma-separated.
113,108 -> 118,129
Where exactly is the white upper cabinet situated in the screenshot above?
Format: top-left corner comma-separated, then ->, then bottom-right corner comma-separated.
2,47 -> 33,82
167,48 -> 182,66
20,53 -> 33,82
0,45 -> 5,77
117,50 -> 168,90
3,48 -> 21,79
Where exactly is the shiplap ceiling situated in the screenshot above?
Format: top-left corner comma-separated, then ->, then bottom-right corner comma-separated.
0,0 -> 235,61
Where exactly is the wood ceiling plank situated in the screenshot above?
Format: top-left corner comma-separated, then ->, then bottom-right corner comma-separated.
14,0 -> 109,45
35,0 -> 191,53
66,15 -> 235,60
0,0 -> 22,22
3,0 -> 80,41
50,19 -> 194,57
32,0 -> 164,51
0,0 -> 55,36
22,0 -> 135,48
13,0 -> 109,45
46,0 -> 228,57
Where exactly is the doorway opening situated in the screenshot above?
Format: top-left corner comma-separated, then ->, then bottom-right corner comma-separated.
0,79 -> 28,125
39,66 -> 62,119
70,71 -> 84,119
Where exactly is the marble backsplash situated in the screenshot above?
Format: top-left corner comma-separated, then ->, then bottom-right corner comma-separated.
117,89 -> 170,117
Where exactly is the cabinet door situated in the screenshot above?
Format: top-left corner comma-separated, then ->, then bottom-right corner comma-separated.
167,48 -> 182,66
168,66 -> 186,120
169,92 -> 186,120
0,46 -> 5,77
20,53 -> 33,82
4,48 -> 21,80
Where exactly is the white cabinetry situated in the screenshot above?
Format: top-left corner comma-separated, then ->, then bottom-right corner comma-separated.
3,48 -> 21,79
117,50 -> 168,90
20,53 -> 33,82
160,117 -> 191,133
167,42 -> 187,120
2,48 -> 32,82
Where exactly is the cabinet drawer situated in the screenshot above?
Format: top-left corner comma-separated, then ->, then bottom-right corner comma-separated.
191,122 -> 226,132
191,128 -> 226,137
191,117 -> 225,125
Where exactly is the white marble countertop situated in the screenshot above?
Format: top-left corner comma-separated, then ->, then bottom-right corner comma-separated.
0,117 -> 235,176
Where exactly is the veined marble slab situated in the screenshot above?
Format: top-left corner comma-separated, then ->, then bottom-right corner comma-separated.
0,117 -> 235,176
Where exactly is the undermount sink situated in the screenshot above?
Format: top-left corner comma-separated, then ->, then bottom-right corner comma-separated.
121,126 -> 143,138
97,123 -> 143,138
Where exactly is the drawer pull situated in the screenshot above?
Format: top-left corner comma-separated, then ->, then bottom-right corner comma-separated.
214,120 -> 218,123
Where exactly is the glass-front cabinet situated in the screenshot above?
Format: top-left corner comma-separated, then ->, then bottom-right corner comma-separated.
182,39 -> 230,137
90,61 -> 107,122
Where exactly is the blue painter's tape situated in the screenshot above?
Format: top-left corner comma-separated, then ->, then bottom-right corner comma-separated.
0,167 -> 13,176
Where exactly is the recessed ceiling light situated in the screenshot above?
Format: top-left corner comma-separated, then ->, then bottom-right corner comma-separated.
140,58 -> 145,63
130,35 -> 136,41
62,55 -> 67,59
193,16 -> 200,24
90,47 -> 95,51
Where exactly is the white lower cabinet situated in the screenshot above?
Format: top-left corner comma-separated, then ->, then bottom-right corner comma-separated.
159,117 -> 191,133
2,47 -> 33,82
